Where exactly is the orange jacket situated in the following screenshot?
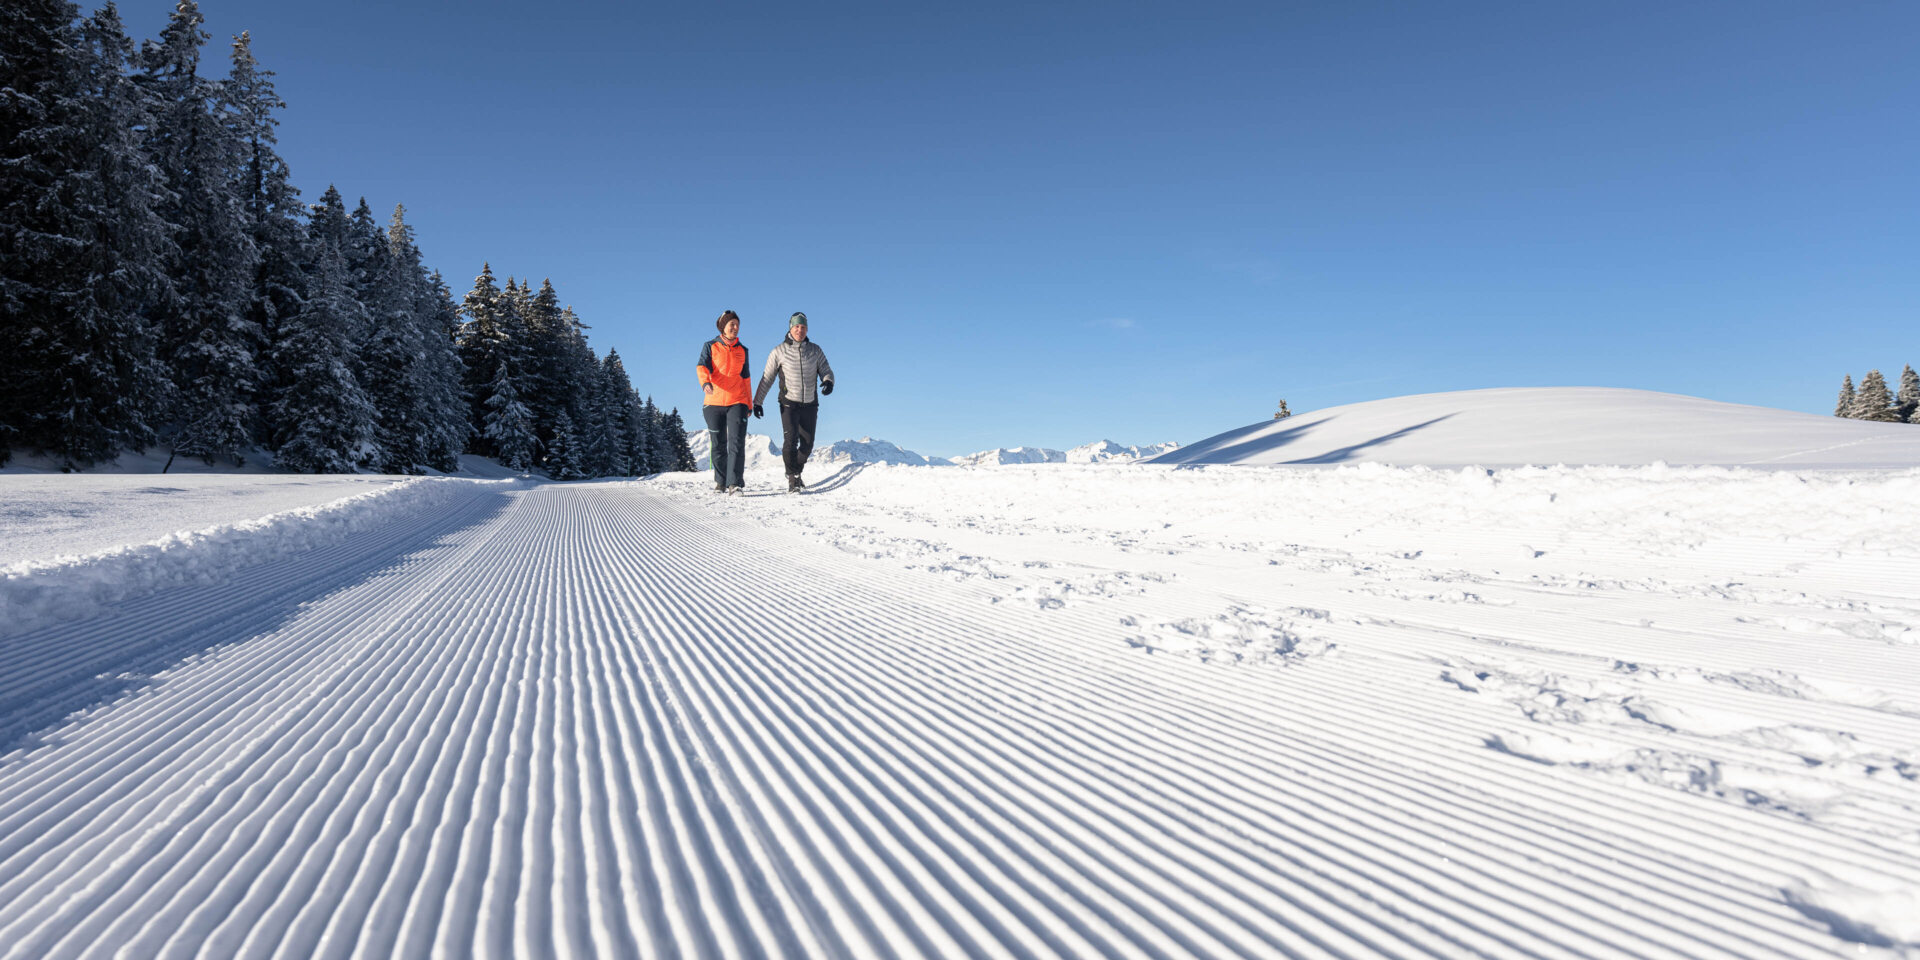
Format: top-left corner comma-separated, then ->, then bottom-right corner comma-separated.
695,337 -> 753,407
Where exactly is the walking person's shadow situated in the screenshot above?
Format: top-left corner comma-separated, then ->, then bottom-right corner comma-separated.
797,463 -> 868,494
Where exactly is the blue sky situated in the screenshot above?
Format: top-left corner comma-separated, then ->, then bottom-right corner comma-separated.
125,1 -> 1918,457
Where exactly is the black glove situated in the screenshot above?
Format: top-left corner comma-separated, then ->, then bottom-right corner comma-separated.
820,380 -> 834,396
752,404 -> 764,418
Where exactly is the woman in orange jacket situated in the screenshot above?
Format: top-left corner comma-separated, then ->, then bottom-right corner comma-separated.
697,310 -> 754,493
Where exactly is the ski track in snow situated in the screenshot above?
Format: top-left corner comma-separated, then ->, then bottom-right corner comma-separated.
1,464 -> 1918,958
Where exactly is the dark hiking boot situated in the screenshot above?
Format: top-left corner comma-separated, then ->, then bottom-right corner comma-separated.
714,481 -> 725,493
787,475 -> 802,493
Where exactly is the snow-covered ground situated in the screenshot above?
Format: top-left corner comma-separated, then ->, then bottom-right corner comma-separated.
0,475 -> 407,565
3,388 -> 1919,958
0,477 -> 521,645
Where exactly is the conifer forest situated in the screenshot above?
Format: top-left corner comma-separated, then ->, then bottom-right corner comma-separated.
1,0 -> 696,476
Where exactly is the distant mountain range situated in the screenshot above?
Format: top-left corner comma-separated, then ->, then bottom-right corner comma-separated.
948,440 -> 1180,466
687,432 -> 1179,471
1064,440 -> 1182,463
950,446 -> 1063,466
816,437 -> 948,467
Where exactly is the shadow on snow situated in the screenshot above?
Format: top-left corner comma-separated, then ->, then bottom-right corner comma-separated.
1161,414 -> 1456,465
0,486 -> 518,760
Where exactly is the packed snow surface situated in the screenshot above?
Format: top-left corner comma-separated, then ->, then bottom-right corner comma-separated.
1155,387 -> 1920,468
0,475 -> 406,566
0,477 -> 518,645
3,434 -> 1919,956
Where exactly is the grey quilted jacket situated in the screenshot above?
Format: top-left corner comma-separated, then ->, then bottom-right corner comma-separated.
754,338 -> 836,405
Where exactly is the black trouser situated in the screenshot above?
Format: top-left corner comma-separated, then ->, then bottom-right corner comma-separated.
703,403 -> 748,487
780,399 -> 818,478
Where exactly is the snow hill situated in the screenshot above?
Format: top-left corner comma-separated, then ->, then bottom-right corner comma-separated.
1152,387 -> 1920,468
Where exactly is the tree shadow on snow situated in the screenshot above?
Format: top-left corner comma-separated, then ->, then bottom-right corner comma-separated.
1164,413 -> 1455,465
0,486 -> 518,761
1161,416 -> 1332,464
1279,414 -> 1455,464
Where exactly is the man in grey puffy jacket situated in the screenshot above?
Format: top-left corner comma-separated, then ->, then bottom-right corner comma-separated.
753,312 -> 836,491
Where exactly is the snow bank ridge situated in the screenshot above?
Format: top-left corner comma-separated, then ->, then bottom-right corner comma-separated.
0,477 -> 518,640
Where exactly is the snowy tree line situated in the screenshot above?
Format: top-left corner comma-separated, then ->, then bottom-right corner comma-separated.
1834,366 -> 1919,424
455,266 -> 694,478
2,0 -> 695,477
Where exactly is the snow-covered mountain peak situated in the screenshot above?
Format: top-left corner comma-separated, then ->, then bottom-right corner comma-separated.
686,431 -> 949,470
1064,440 -> 1182,463
953,446 -> 1066,467
815,438 -> 951,467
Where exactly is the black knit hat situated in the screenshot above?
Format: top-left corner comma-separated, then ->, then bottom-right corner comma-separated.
716,309 -> 739,333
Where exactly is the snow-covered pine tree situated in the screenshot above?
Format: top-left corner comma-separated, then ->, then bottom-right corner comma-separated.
1897,365 -> 1919,423
268,186 -> 375,472
625,395 -> 658,475
1274,399 -> 1291,420
518,278 -> 565,441
557,304 -> 602,470
498,281 -> 543,434
1835,375 -> 1856,418
456,264 -> 511,455
595,350 -> 635,475
223,31 -> 304,445
546,409 -> 584,480
642,396 -> 675,473
1,2 -> 172,468
136,0 -> 261,466
481,357 -> 535,472
1855,369 -> 1900,422
358,204 -> 424,473
345,197 -> 384,294
664,407 -> 697,472
573,365 -> 609,478
412,266 -> 470,472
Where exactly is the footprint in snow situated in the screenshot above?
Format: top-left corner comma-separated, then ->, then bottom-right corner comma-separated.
1124,605 -> 1336,666
1781,868 -> 1920,950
